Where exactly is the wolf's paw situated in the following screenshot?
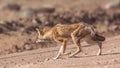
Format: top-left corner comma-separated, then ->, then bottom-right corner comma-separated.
97,52 -> 102,56
62,52 -> 71,55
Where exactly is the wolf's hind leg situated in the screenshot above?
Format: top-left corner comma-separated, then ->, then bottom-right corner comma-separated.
69,38 -> 81,57
97,42 -> 102,55
69,33 -> 82,57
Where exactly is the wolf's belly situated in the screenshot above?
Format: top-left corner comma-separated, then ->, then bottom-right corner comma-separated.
83,36 -> 98,45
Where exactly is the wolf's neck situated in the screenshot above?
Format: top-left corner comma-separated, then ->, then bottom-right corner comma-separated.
43,30 -> 53,39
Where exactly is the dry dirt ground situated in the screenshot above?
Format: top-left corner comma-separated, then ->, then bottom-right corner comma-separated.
0,35 -> 120,68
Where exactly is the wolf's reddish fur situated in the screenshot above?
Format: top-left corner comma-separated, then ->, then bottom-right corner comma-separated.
36,23 -> 105,59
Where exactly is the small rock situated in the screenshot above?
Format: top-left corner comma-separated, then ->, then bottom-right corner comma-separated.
44,58 -> 50,61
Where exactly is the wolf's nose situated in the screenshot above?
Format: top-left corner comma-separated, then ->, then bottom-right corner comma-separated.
36,40 -> 44,43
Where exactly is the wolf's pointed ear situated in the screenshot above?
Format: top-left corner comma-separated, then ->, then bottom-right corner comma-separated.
36,28 -> 43,38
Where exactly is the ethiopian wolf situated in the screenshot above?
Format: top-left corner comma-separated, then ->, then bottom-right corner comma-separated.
36,23 -> 105,59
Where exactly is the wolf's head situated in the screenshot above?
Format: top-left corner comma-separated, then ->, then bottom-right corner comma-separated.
36,28 -> 52,43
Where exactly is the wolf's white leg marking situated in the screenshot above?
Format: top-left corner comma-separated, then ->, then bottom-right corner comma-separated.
97,42 -> 102,55
53,45 -> 63,59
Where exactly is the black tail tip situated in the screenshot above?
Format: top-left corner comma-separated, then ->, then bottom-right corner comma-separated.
92,34 -> 106,41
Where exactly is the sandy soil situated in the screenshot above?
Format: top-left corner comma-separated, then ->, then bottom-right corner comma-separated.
0,35 -> 120,68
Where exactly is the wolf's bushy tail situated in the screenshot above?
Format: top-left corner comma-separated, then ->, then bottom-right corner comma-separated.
88,25 -> 105,41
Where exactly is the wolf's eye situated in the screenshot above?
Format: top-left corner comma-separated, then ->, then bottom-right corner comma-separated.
40,30 -> 44,36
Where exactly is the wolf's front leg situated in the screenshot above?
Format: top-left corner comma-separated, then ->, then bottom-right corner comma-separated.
53,39 -> 68,59
53,45 -> 63,59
